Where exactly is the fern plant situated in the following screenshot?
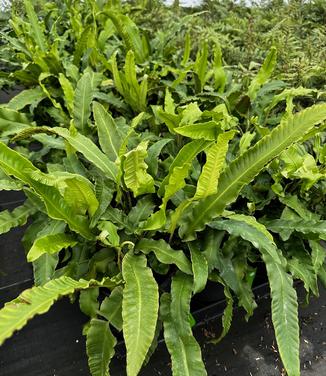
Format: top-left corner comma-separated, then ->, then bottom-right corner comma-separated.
0,2 -> 326,376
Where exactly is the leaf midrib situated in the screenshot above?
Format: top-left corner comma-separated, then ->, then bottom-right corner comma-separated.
96,106 -> 119,160
129,260 -> 142,366
190,115 -> 315,233
0,280 -> 84,344
80,78 -> 89,132
55,129 -> 116,181
0,153 -> 90,238
37,186 -> 91,238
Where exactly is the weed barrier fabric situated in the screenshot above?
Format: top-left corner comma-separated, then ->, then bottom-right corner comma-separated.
0,208 -> 324,375
1,277 -> 326,375
1,197 -> 324,375
0,87 -> 23,104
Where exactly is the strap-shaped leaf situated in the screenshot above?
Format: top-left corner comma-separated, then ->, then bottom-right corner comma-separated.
288,258 -> 318,296
124,50 -> 147,111
0,176 -> 23,190
202,228 -> 225,273
280,195 -> 325,276
136,238 -> 192,275
170,273 -> 194,336
27,233 -> 78,262
143,140 -> 210,234
226,212 -> 274,241
63,141 -> 103,175
248,46 -> 277,101
118,112 -> 146,158
143,320 -> 162,368
80,288 -> 100,318
33,254 -> 59,286
98,286 -> 123,331
181,32 -> 191,66
144,162 -> 190,231
0,277 -> 117,345
53,127 -> 118,182
123,141 -> 155,197
160,273 -> 207,376
26,219 -> 66,286
159,139 -> 211,196
168,198 -> 192,237
209,274 -> 233,344
38,73 -> 63,110
122,253 -> 159,376
73,25 -> 92,66
215,285 -> 233,344
0,202 -> 35,235
194,131 -> 235,199
93,102 -> 121,162
209,215 -> 284,265
0,142 -> 93,239
109,51 -> 147,113
30,183 -> 93,239
90,177 -> 114,228
24,214 -> 66,250
309,240 -> 326,275
24,0 -> 47,52
0,29 -> 32,58
30,170 -> 99,217
194,41 -> 208,92
0,108 -> 31,137
109,51 -> 125,98
164,163 -> 191,204
0,140 -> 37,180
175,121 -> 221,140
6,87 -> 46,111
266,87 -> 315,115
210,216 -> 299,376
188,243 -> 208,294
59,73 -> 75,114
86,319 -> 117,376
179,104 -> 326,240
265,256 -> 300,376
156,108 -> 180,133
126,196 -> 155,233
73,70 -> 101,134
105,11 -> 148,63
181,104 -> 206,126
279,194 -> 320,221
264,219 -> 326,241
213,43 -> 226,93
61,176 -> 99,217
146,139 -> 172,176
239,131 -> 256,155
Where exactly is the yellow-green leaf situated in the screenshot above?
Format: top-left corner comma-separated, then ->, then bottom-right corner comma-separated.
27,233 -> 78,262
122,253 -> 159,376
123,141 -> 155,197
